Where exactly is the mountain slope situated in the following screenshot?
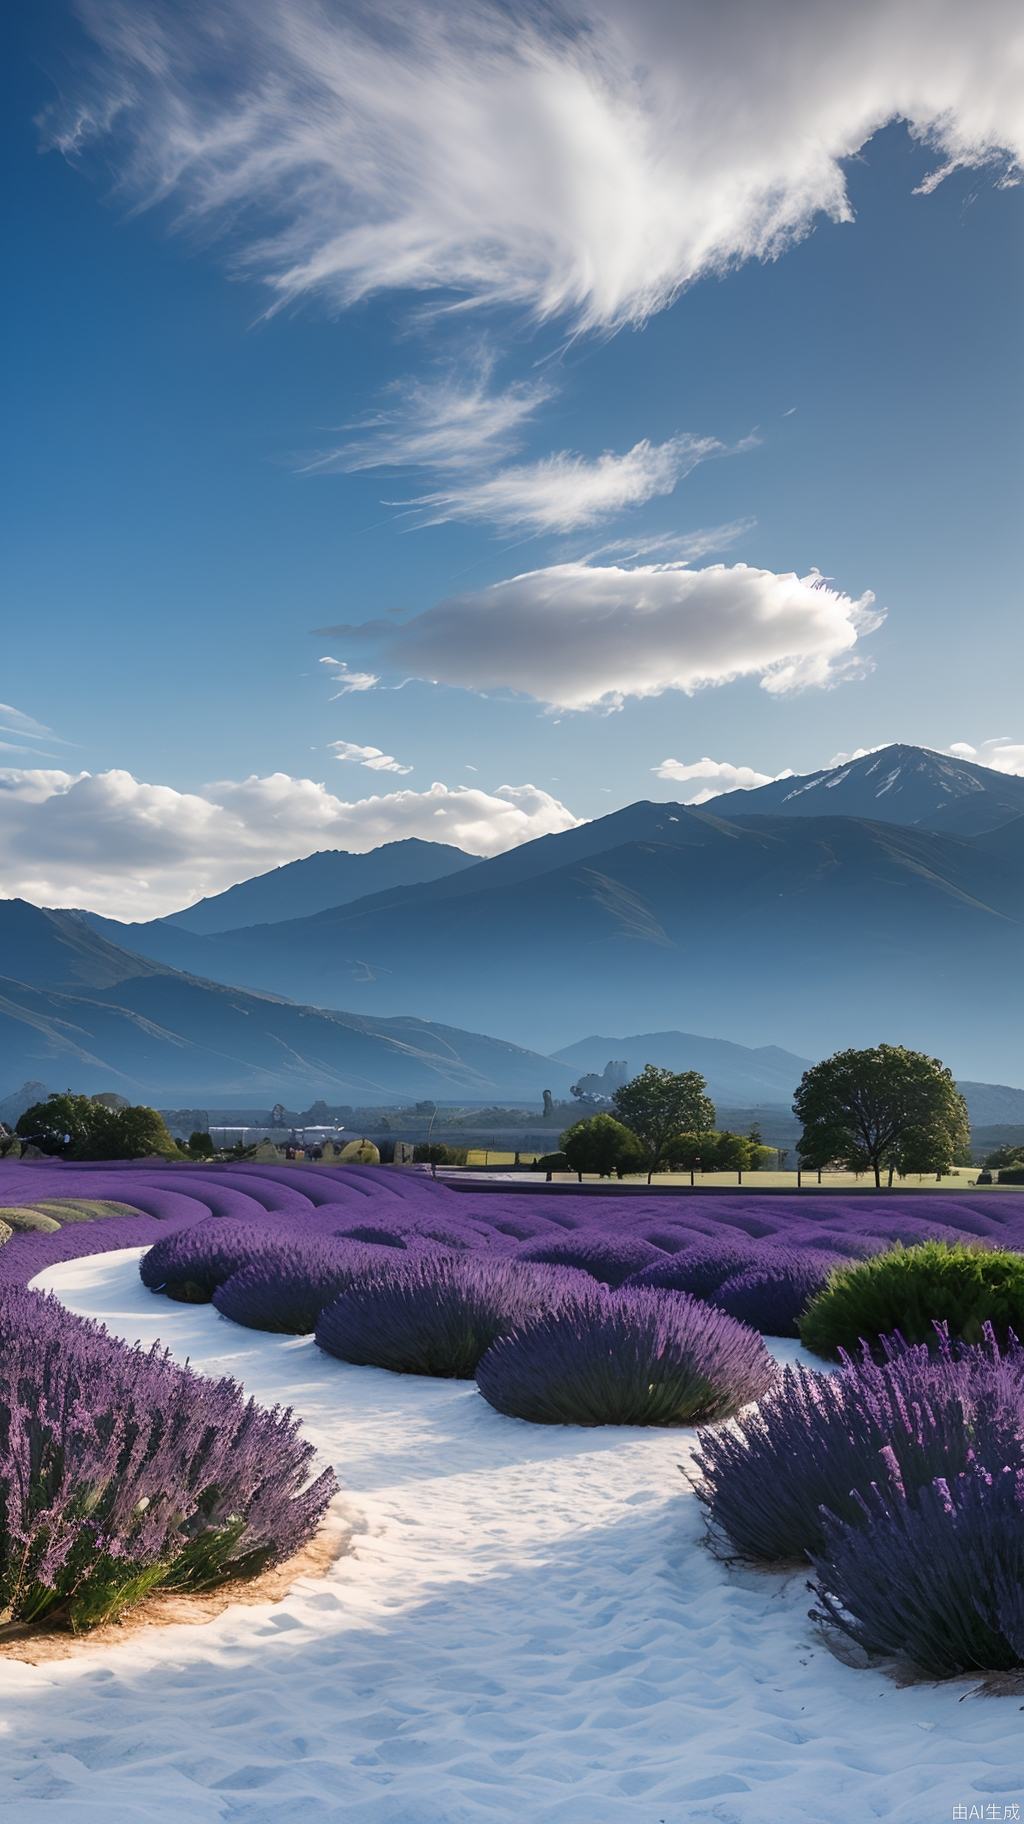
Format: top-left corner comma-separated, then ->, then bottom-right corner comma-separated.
0,902 -> 572,1101
62,807 -> 1024,1082
167,838 -> 477,934
710,744 -> 1024,835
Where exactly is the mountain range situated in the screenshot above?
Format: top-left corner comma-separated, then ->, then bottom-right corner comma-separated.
0,900 -> 571,1101
3,742 -> 1021,1097
167,838 -> 475,934
77,791 -> 1024,1079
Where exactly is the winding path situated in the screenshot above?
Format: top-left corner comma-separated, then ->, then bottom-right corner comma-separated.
0,1250 -> 1017,1824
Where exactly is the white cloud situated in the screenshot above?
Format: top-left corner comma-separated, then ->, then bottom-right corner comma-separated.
947,737 -> 1024,775
579,520 -> 756,565
651,756 -> 792,803
302,353 -> 551,476
326,559 -> 882,711
318,656 -> 380,695
0,702 -> 63,757
329,739 -> 412,775
50,0 -> 1024,332
0,768 -> 579,921
400,434 -> 730,533
827,744 -> 889,767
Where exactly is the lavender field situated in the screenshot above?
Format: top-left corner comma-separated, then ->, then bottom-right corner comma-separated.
3,1163 -> 1024,1821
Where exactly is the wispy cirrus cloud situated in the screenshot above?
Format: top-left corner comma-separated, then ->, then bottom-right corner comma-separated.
398,434 -> 735,534
301,353 -> 552,477
0,701 -> 63,757
329,739 -> 412,775
320,559 -> 883,711
318,656 -> 381,696
48,0 -> 1024,333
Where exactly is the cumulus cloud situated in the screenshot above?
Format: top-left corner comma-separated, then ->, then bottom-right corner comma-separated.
323,560 -> 882,711
400,434 -> 731,533
651,756 -> 792,802
947,737 -> 1024,775
48,0 -> 1024,332
328,739 -> 412,775
0,769 -> 579,921
303,353 -> 551,476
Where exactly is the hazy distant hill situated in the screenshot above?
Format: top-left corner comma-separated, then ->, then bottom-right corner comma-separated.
552,1031 -> 812,1104
0,901 -> 572,1101
167,838 -> 477,933
710,743 -> 1024,835
75,797 -> 1024,1082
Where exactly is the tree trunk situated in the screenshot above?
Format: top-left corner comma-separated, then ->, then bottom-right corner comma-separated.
873,1161 -> 881,1189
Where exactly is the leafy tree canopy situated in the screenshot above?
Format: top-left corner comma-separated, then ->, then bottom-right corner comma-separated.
16,1093 -> 178,1160
612,1064 -> 716,1182
559,1114 -> 645,1179
794,1044 -> 969,1188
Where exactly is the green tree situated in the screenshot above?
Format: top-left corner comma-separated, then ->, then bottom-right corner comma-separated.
188,1130 -> 215,1158
793,1044 -> 970,1190
16,1093 -> 104,1156
81,1104 -> 179,1160
611,1065 -> 716,1183
559,1114 -> 645,1181
984,1144 -> 1024,1171
17,1094 -> 178,1160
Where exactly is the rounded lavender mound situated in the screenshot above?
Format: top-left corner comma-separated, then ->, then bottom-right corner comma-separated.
476,1284 -> 776,1427
694,1328 -> 1024,1565
316,1254 -> 576,1379
626,1239 -> 761,1299
516,1232 -> 665,1287
811,1462 -> 1024,1678
213,1240 -> 395,1334
0,1285 -> 337,1633
714,1248 -> 846,1338
140,1220 -> 276,1302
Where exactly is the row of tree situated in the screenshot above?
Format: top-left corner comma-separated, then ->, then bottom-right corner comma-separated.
2,1045 -> 973,1183
555,1044 -> 971,1186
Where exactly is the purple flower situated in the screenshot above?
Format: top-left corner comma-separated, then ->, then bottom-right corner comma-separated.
476,1284 -> 776,1427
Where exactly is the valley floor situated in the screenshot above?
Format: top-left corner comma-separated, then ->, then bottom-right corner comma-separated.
0,1250 -> 1018,1824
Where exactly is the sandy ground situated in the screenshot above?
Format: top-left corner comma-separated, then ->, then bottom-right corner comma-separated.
0,1248 -> 1019,1824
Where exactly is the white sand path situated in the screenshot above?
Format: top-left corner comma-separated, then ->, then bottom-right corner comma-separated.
0,1249 -> 1019,1824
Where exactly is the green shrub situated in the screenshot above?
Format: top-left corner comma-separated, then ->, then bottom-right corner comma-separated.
799,1241 -> 1024,1359
999,1167 -> 1024,1184
0,1221 -> 10,1249
536,1152 -> 569,1172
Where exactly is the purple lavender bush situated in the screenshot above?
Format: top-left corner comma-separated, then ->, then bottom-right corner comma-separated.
517,1232 -> 666,1287
693,1328 -> 1024,1564
0,1287 -> 337,1633
316,1254 -> 577,1378
140,1220 -> 278,1302
626,1238 -> 761,1298
714,1248 -> 846,1338
213,1239 -> 397,1334
810,1463 -> 1024,1676
476,1285 -> 776,1427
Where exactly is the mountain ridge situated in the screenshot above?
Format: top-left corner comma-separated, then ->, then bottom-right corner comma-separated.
165,837 -> 477,934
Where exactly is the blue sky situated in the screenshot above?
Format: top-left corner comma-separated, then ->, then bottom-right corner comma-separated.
1,0 -> 1022,916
